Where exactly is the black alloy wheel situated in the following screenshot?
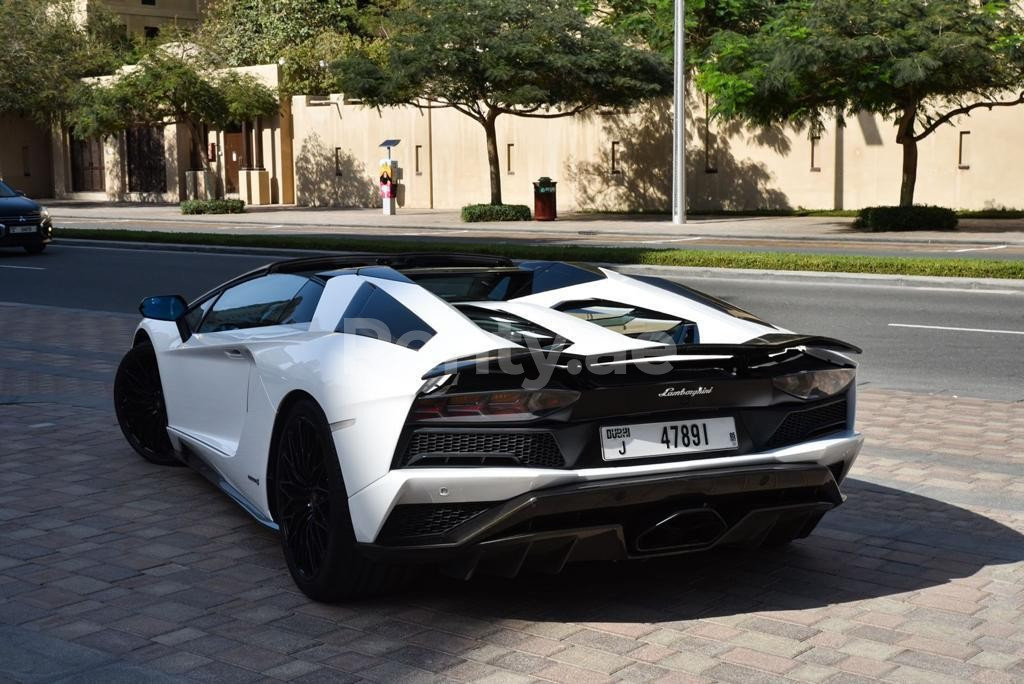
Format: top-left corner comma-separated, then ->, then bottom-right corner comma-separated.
277,412 -> 332,578
273,398 -> 406,601
113,342 -> 181,466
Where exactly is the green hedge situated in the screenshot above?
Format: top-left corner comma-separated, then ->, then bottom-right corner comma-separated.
180,199 -> 246,215
461,203 -> 532,222
854,205 -> 958,231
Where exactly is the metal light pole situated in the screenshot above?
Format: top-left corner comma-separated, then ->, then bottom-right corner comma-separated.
672,0 -> 686,224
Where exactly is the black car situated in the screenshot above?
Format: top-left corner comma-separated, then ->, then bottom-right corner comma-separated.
0,181 -> 53,254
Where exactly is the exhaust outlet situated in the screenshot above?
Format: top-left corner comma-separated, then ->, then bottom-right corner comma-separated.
635,509 -> 727,552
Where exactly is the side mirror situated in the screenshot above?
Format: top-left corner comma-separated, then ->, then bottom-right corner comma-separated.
140,295 -> 188,321
15,191 -> 25,197
140,295 -> 192,343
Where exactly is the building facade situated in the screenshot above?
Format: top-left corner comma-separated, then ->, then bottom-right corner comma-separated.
75,0 -> 205,37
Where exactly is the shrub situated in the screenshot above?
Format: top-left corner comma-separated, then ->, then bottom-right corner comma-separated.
854,205 -> 958,231
461,203 -> 532,222
180,199 -> 246,215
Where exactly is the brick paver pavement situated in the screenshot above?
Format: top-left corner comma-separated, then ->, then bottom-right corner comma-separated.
1,301 -> 1022,683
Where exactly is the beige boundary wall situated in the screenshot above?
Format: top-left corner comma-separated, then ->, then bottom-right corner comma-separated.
291,94 -> 1024,212
0,115 -> 55,198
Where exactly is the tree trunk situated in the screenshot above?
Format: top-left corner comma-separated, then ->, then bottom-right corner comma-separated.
896,105 -> 918,208
482,111 -> 502,205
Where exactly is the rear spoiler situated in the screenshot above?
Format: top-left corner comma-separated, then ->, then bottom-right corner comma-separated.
422,334 -> 861,379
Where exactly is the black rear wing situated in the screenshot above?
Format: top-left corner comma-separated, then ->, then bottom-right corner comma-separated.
422,334 -> 860,379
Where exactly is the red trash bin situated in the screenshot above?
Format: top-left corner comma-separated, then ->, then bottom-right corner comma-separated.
533,177 -> 557,221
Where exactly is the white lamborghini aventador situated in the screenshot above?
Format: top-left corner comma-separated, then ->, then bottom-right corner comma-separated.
114,253 -> 863,601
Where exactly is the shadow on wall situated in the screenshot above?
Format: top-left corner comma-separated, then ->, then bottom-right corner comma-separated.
295,133 -> 379,208
566,101 -> 791,212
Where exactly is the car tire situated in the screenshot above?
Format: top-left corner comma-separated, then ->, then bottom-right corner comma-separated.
274,398 -> 406,601
23,243 -> 45,254
113,342 -> 181,466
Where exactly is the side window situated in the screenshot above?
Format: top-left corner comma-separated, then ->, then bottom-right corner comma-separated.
336,282 -> 436,350
184,297 -> 215,332
280,279 -> 325,325
199,274 -> 308,333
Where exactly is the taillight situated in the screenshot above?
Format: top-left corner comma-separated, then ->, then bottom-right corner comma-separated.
411,389 -> 580,421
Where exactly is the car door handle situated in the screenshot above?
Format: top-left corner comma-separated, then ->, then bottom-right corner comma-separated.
224,349 -> 245,359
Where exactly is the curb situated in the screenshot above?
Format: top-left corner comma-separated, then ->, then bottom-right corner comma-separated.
55,237 -> 1024,292
53,216 -> 1024,247
615,264 -> 1024,292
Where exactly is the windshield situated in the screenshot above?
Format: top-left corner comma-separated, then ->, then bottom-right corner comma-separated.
0,181 -> 19,198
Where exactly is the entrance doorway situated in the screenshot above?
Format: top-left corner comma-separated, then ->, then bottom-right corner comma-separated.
70,135 -> 105,192
223,132 -> 244,194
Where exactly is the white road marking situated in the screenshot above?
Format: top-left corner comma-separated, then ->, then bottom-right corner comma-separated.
949,245 -> 1008,253
0,264 -> 45,271
889,323 -> 1024,336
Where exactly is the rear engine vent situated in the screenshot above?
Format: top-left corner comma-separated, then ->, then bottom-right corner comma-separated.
400,430 -> 565,469
378,503 -> 491,542
765,399 -> 848,449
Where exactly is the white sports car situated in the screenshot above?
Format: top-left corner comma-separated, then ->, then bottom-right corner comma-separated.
114,253 -> 863,601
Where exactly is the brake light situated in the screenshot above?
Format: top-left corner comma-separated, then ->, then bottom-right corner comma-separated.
411,389 -> 580,421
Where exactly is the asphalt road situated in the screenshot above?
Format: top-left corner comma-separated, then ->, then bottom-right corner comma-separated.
3,242 -> 1022,401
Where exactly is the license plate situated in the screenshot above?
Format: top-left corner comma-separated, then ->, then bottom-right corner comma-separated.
600,417 -> 738,461
10,225 -> 36,234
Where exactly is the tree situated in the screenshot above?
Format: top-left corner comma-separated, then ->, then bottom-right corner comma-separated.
70,50 -> 280,173
0,0 -> 124,124
698,0 -> 1024,207
334,0 -> 672,205
580,0 -> 778,62
197,0 -> 390,95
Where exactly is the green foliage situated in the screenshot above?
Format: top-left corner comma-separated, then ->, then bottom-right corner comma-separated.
180,199 -> 246,215
336,0 -> 671,204
0,0 -> 126,123
854,206 -> 959,232
197,0 -> 388,95
581,0 -> 777,62
957,208 -> 1024,219
59,228 -> 1024,280
698,0 -> 1024,205
70,51 -> 278,170
461,204 -> 533,222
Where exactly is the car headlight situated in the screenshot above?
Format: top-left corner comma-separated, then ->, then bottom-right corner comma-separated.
773,368 -> 855,400
40,207 -> 50,219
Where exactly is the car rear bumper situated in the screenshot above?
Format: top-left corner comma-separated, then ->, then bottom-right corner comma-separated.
356,462 -> 846,578
350,429 -> 862,549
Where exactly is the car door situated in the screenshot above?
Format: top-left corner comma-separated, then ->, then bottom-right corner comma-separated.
159,273 -> 313,462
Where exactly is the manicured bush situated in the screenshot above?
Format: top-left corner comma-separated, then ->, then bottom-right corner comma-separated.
854,205 -> 958,231
180,199 -> 246,215
461,203 -> 532,222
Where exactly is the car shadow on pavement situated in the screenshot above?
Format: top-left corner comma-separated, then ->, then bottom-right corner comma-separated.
411,478 -> 1023,623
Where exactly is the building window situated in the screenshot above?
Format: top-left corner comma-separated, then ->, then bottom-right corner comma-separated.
21,146 -> 30,177
611,141 -> 622,175
958,131 -> 971,169
704,95 -> 717,174
144,26 -> 159,39
415,145 -> 423,175
334,147 -> 343,177
810,135 -> 822,172
506,143 -> 514,175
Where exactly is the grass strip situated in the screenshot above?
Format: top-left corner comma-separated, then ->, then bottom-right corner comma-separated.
56,228 -> 1024,280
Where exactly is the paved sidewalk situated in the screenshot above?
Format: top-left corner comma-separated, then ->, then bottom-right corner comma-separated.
2,301 -> 1023,683
45,200 -> 1024,246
